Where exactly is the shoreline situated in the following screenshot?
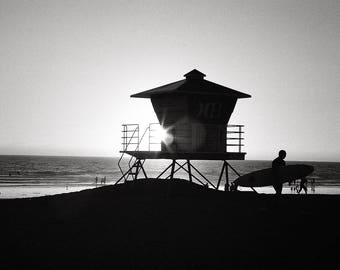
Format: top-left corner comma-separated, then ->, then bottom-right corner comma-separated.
1,181 -> 340,199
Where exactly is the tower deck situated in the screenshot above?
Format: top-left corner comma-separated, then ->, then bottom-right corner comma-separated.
120,150 -> 246,160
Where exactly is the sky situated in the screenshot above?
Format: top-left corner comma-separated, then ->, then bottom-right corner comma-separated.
0,0 -> 339,161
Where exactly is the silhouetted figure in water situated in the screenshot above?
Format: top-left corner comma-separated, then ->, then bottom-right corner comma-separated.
95,176 -> 98,186
100,176 -> 106,185
272,150 -> 286,195
297,177 -> 308,194
310,179 -> 315,193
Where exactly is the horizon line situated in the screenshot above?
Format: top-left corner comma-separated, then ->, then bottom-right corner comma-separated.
0,154 -> 339,163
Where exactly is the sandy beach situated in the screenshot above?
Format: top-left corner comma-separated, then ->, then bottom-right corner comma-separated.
1,178 -> 339,270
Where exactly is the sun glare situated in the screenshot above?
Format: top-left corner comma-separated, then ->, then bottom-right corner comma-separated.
154,126 -> 173,145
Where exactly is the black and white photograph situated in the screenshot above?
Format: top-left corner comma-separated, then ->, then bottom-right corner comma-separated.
1,0 -> 340,269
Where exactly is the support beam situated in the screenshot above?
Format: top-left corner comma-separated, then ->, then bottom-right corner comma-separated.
164,160 -> 206,186
137,159 -> 148,179
134,159 -> 140,180
165,161 -> 188,179
115,162 -> 137,185
225,161 -> 229,191
187,160 -> 192,182
216,161 -> 225,190
116,156 -> 250,195
156,163 -> 173,179
170,159 -> 176,180
227,162 -> 241,177
190,162 -> 216,189
171,161 -> 206,186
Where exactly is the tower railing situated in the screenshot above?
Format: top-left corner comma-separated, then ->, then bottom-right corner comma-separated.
120,123 -> 245,153
226,125 -> 244,153
148,123 -> 162,151
121,124 -> 139,151
117,123 -> 245,187
118,123 -> 160,181
118,124 -> 139,181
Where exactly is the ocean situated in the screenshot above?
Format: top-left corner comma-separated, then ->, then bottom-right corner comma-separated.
1,155 -> 340,198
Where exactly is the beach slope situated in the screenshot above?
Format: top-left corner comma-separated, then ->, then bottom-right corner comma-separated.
0,178 -> 339,269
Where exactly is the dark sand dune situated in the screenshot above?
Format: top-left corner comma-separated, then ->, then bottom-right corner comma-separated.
1,178 -> 339,269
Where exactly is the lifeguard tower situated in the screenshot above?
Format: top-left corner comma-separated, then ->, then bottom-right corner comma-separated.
115,69 -> 251,190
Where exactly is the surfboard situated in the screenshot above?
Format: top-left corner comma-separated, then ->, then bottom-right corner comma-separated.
233,164 -> 314,188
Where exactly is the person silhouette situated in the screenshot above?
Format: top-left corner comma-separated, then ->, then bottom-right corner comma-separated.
311,179 -> 315,193
272,150 -> 286,195
224,182 -> 229,191
230,182 -> 238,192
297,177 -> 308,194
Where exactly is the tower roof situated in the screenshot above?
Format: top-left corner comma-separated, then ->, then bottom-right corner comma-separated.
183,69 -> 206,80
131,69 -> 251,99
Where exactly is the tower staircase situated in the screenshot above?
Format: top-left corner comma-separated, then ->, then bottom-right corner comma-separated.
116,123 -> 160,184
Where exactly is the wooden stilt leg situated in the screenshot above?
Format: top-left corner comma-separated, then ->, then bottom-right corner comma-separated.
170,162 -> 205,186
187,160 -> 192,182
170,159 -> 176,180
140,160 -> 148,179
156,163 -> 173,179
190,163 -> 216,189
166,161 -> 187,179
225,161 -> 229,191
217,161 -> 225,190
134,159 -> 140,180
115,166 -> 135,185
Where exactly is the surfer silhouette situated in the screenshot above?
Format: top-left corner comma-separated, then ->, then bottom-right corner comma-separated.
272,150 -> 286,195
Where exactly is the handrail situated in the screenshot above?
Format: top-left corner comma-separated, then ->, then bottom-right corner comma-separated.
226,125 -> 244,153
120,123 -> 245,153
128,126 -> 150,168
121,124 -> 139,151
118,124 -> 139,181
227,124 -> 244,127
148,123 -> 161,151
118,123 -> 160,182
116,123 -> 245,185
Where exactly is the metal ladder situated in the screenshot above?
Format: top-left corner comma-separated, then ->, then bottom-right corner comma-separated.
116,124 -> 154,184
117,124 -> 139,182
